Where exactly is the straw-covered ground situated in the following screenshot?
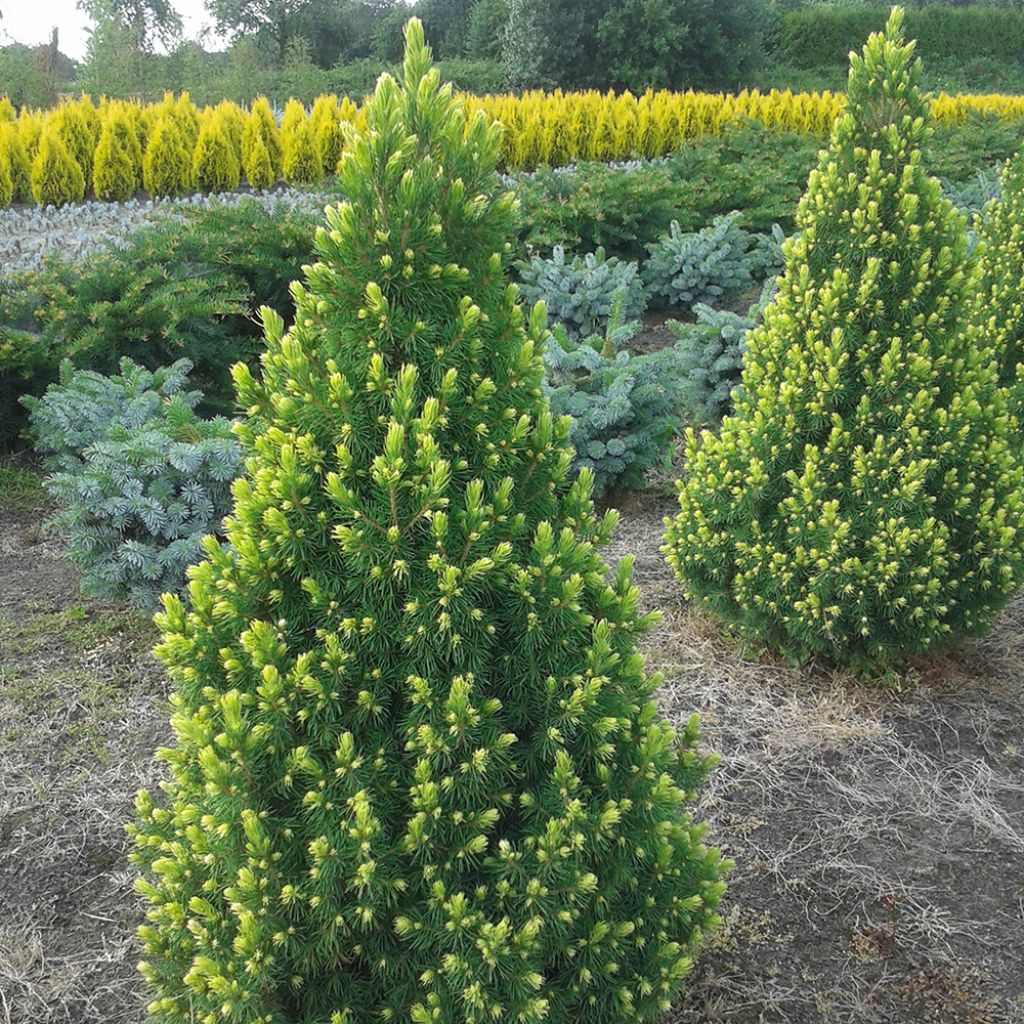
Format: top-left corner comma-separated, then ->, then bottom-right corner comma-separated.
1,468 -> 1022,1024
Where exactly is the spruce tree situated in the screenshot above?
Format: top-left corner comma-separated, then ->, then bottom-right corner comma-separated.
663,7 -> 1024,668
974,150 -> 1024,412
129,20 -> 725,1024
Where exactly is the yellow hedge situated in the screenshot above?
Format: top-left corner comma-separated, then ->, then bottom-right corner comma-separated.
1,87 -> 1023,206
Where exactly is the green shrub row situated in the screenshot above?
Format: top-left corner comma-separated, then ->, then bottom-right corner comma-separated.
776,4 -> 1024,68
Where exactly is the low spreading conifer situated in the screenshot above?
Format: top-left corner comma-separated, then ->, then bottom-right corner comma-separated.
664,8 -> 1024,667
129,20 -> 726,1024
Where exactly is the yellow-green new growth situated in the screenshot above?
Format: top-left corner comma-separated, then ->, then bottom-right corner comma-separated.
192,114 -> 241,193
129,18 -> 725,1024
143,117 -> 191,198
31,129 -> 86,206
94,114 -> 139,201
974,150 -> 1024,419
664,6 -> 1024,667
281,115 -> 322,185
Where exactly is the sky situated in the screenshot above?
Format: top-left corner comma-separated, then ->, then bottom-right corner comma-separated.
2,0 -> 215,60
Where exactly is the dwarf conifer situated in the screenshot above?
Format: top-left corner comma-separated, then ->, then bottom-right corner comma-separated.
281,115 -> 323,185
143,117 -> 192,198
1,123 -> 32,202
31,129 -> 85,206
129,20 -> 725,1024
193,115 -> 241,193
94,116 -> 138,201
664,8 -> 1024,667
244,98 -> 283,179
243,131 -> 275,191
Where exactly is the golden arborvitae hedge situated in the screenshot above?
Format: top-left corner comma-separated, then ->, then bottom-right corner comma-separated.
2,85 -> 1024,206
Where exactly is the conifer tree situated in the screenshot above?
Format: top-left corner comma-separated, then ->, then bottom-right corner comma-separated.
0,96 -> 15,123
280,97 -> 307,135
94,117 -> 138,201
0,123 -> 31,203
974,150 -> 1024,414
311,93 -> 345,176
243,131 -> 275,191
192,114 -> 241,194
281,116 -> 323,185
664,7 -> 1024,668
129,20 -> 725,1024
50,101 -> 95,188
0,147 -> 13,207
143,117 -> 192,198
244,98 -> 283,179
31,129 -> 86,207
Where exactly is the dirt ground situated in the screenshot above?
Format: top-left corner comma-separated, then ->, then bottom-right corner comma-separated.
1,476 -> 1022,1024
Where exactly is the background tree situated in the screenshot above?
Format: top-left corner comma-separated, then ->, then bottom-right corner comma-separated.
597,0 -> 766,91
80,0 -> 182,50
466,0 -> 509,60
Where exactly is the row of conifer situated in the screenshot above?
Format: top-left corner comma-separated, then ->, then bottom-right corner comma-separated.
0,93 -> 356,207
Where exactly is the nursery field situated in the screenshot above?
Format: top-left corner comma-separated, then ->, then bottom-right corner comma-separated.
1,478 -> 1022,1024
7,8 -> 1024,1024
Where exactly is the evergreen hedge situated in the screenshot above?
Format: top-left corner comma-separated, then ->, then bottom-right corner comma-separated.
777,4 -> 1024,68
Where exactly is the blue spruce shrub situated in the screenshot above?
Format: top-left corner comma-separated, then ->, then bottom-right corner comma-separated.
24,358 -> 240,607
667,282 -> 774,426
643,213 -> 763,311
518,244 -> 646,340
545,294 -> 687,496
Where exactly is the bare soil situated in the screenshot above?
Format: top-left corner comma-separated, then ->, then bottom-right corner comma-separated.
1,481 -> 1022,1024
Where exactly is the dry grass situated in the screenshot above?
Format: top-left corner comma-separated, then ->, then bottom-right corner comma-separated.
1,489 -> 1022,1024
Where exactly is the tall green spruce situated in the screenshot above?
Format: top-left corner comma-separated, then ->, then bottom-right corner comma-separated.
664,7 -> 1024,668
974,150 -> 1024,412
129,20 -> 726,1024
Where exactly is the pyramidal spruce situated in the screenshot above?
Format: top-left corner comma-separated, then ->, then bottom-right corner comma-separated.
129,20 -> 726,1024
663,7 -> 1024,668
974,149 -> 1024,417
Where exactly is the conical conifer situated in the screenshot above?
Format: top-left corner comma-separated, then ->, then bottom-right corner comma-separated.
0,123 -> 31,203
664,7 -> 1024,668
143,117 -> 191,198
281,115 -> 323,185
192,114 -> 241,193
94,116 -> 138,201
974,150 -> 1024,415
129,20 -> 725,1024
31,128 -> 85,206
311,93 -> 345,174
243,131 -> 275,190
244,98 -> 283,179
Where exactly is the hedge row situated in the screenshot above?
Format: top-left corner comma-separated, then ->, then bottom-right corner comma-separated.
776,5 -> 1024,68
